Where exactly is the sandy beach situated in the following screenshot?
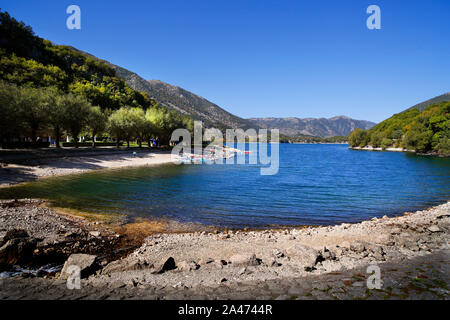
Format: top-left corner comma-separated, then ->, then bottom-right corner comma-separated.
0,149 -> 174,187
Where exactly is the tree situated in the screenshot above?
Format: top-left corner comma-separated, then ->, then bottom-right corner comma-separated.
0,82 -> 23,145
380,138 -> 393,149
146,107 -> 184,146
349,128 -> 370,147
41,87 -> 65,148
369,132 -> 383,148
437,136 -> 450,156
108,107 -> 145,148
16,86 -> 48,145
60,93 -> 92,148
86,106 -> 107,147
403,125 -> 433,153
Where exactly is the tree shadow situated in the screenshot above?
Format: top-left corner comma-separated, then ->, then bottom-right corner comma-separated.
0,166 -> 38,185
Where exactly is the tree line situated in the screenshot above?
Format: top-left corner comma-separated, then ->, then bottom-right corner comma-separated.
0,10 -> 194,149
349,101 -> 450,156
0,82 -> 193,148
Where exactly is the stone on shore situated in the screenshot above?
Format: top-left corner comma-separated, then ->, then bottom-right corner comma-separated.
0,229 -> 36,266
428,225 -> 441,233
151,257 -> 177,274
285,244 -> 319,270
177,260 -> 200,271
229,253 -> 259,266
60,254 -> 98,280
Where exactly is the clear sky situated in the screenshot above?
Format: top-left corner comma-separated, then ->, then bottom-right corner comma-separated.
2,0 -> 450,122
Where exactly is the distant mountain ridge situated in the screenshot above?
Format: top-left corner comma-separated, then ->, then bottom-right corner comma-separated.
109,63 -> 256,130
69,47 -> 376,135
248,116 -> 376,137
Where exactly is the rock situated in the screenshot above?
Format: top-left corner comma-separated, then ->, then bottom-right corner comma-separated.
350,241 -> 366,253
89,231 -> 101,237
390,227 -> 402,235
213,259 -> 227,269
63,231 -> 77,238
238,267 -> 247,275
322,248 -> 336,260
285,244 -> 319,270
102,259 -> 151,274
272,249 -> 284,258
60,254 -> 98,280
0,237 -> 36,266
198,257 -> 214,265
4,229 -> 29,241
177,260 -> 199,271
229,253 -> 259,266
428,225 -> 441,233
152,257 -> 177,274
0,229 -> 35,266
339,241 -> 351,249
261,254 -> 277,267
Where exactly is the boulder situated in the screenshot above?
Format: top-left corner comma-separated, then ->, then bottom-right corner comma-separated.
102,259 -> 151,274
285,244 -> 319,270
4,229 -> 29,241
0,230 -> 36,266
151,257 -> 177,274
428,225 -> 441,233
322,247 -> 336,260
177,260 -> 200,271
350,240 -> 367,253
229,253 -> 259,266
89,231 -> 101,237
60,254 -> 98,279
261,254 -> 277,267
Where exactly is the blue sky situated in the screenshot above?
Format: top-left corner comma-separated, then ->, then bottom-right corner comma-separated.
2,0 -> 450,122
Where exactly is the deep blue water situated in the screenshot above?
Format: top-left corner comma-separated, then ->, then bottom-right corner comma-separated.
1,144 -> 449,228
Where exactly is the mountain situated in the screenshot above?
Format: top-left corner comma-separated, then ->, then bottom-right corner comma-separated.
348,94 -> 449,155
407,92 -> 450,112
248,116 -> 376,137
68,47 -> 376,136
99,61 -> 256,130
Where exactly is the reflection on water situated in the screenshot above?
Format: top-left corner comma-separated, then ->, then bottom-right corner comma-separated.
1,144 -> 449,228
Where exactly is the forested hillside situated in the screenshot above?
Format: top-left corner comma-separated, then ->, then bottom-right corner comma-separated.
349,101 -> 450,156
0,11 -> 192,148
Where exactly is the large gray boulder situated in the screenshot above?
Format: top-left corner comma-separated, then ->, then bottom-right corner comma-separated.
229,253 -> 259,266
60,254 -> 98,279
285,244 -> 319,270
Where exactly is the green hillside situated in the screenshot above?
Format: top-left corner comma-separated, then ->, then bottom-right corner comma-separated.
349,100 -> 450,156
0,11 -> 155,111
408,92 -> 450,112
0,10 -> 193,148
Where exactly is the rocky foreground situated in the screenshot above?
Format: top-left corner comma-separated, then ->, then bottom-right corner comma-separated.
0,199 -> 449,300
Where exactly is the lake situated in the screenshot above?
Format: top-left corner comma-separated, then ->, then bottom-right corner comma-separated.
1,144 -> 449,228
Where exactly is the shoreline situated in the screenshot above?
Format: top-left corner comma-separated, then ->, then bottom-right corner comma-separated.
0,149 -> 174,188
349,146 -> 449,157
0,198 -> 448,299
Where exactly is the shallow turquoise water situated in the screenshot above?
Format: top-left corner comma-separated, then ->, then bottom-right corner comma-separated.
1,144 -> 449,228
